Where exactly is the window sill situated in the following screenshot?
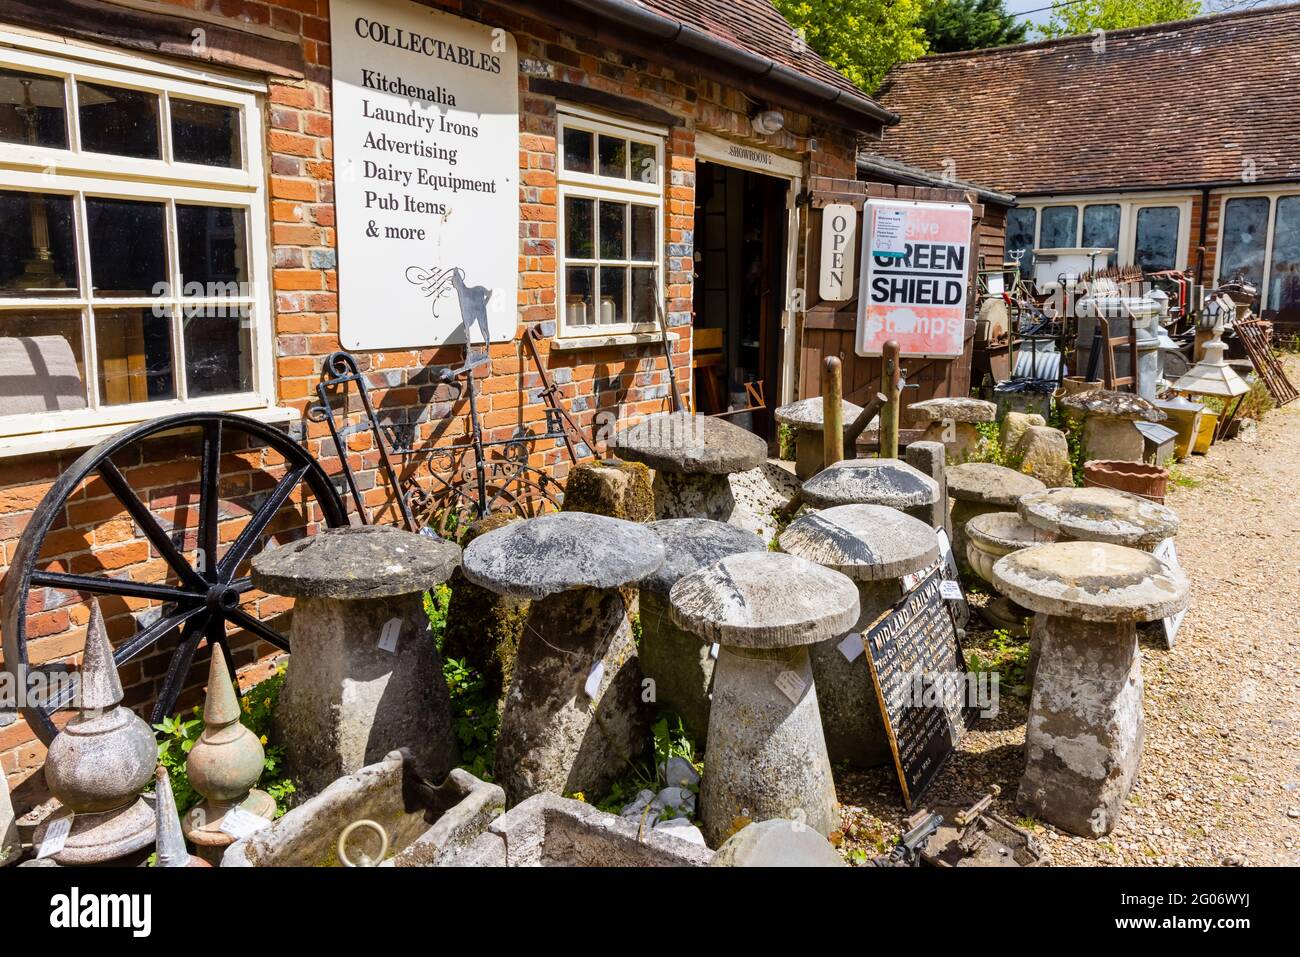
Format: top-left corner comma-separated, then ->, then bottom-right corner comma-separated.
551,331 -> 677,351
0,405 -> 299,459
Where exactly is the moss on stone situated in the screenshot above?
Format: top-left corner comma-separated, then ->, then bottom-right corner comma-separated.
561,461 -> 655,522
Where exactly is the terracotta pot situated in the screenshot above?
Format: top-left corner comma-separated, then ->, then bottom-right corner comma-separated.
1082,459 -> 1169,503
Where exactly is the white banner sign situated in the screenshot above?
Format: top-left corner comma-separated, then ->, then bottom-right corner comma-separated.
330,0 -> 519,350
818,203 -> 857,301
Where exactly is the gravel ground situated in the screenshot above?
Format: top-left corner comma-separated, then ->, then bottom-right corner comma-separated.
836,357 -> 1300,866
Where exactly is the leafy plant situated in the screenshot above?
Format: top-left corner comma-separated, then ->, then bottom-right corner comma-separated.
424,583 -> 452,650
591,711 -> 702,816
442,655 -> 499,781
967,627 -> 1031,697
777,423 -> 797,461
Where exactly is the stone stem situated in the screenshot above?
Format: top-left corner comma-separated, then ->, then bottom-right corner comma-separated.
651,470 -> 737,523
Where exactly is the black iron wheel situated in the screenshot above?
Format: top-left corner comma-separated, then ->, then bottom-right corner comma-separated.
3,412 -> 347,744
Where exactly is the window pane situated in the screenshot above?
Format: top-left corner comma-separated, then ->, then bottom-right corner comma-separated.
182,303 -> 252,397
177,205 -> 248,289
0,310 -> 86,413
565,197 -> 594,260
1134,207 -> 1180,272
77,82 -> 160,159
1082,204 -> 1120,267
599,201 -> 626,260
0,67 -> 68,149
1219,197 -> 1269,292
171,98 -> 241,168
598,135 -> 626,178
86,197 -> 166,296
1005,207 -> 1036,277
1039,206 -> 1078,248
0,190 -> 78,296
599,266 -> 626,324
630,204 -> 656,261
630,142 -> 656,184
563,128 -> 592,174
631,268 -> 656,325
1268,196 -> 1300,314
565,266 -> 594,327
94,307 -> 174,404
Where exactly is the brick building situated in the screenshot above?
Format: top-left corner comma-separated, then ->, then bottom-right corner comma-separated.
0,0 -> 903,811
871,4 -> 1300,328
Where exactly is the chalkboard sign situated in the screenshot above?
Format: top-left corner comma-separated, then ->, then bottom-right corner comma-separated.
861,570 -> 976,808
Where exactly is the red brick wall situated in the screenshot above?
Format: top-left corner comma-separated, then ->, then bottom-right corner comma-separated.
0,0 -> 861,808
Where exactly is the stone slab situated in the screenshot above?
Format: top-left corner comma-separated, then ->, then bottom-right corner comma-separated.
778,504 -> 938,581
946,462 -> 1045,506
801,458 -> 940,511
640,518 -> 765,595
252,525 -> 462,599
609,412 -> 767,474
1018,486 -> 1179,548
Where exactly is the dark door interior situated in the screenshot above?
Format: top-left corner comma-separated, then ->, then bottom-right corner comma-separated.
692,160 -> 788,441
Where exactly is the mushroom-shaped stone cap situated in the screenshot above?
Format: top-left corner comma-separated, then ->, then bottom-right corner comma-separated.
909,397 -> 997,423
992,541 -> 1189,623
801,458 -> 939,510
463,512 -> 664,600
608,412 -> 767,475
965,511 -> 1056,554
778,504 -> 938,581
668,551 -> 859,648
251,524 -> 462,599
1018,486 -> 1179,548
1060,389 -> 1166,422
640,519 -> 765,596
773,397 -> 865,431
946,462 -> 1046,506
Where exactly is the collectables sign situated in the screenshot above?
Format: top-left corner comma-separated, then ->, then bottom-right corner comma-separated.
330,0 -> 519,350
856,199 -> 971,358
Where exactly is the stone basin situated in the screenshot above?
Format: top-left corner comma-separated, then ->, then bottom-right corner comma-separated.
964,511 -> 1057,584
222,752 -> 504,867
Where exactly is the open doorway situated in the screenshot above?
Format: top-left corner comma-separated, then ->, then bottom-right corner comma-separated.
692,160 -> 789,442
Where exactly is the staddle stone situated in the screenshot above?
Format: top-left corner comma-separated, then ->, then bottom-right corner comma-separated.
779,505 -> 938,768
947,463 -> 1046,575
710,818 -> 846,867
1017,486 -> 1179,550
464,513 -> 665,803
993,541 -> 1190,837
638,519 -> 765,743
801,458 -> 940,525
670,552 -> 858,845
254,524 -> 463,797
909,397 -> 997,463
775,398 -> 866,479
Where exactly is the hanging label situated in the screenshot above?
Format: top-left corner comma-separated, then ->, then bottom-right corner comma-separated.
584,660 -> 605,699
709,643 -> 720,660
219,806 -> 273,840
838,632 -> 865,662
1153,538 -> 1188,649
37,815 -> 73,859
774,669 -> 808,704
940,579 -> 964,601
378,617 -> 402,653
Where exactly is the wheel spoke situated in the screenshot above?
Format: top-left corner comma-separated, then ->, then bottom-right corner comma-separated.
30,570 -> 205,604
198,420 -> 222,581
226,607 -> 290,652
150,613 -> 209,725
96,460 -> 205,590
217,464 -> 309,580
116,604 -> 209,663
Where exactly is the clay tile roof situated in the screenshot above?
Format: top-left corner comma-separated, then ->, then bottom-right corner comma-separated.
871,3 -> 1300,195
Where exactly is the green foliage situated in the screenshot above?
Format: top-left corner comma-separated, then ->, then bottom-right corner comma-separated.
1047,403 -> 1086,486
1039,0 -> 1200,38
967,627 -> 1031,697
773,0 -> 930,92
777,423 -> 797,461
590,712 -> 702,817
424,583 -> 452,650
967,420 -> 1023,470
442,655 -> 500,781
154,665 -> 296,818
920,0 -> 1028,53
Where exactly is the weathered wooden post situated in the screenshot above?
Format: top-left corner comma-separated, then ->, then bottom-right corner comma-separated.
821,356 -> 844,470
880,340 -> 901,459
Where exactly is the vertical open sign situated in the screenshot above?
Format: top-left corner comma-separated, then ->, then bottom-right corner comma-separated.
856,200 -> 972,358
818,202 -> 858,301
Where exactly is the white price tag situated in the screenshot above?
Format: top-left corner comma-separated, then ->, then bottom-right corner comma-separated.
940,579 -> 963,601
774,669 -> 808,704
37,814 -> 73,859
837,632 -> 865,662
377,617 -> 402,653
583,660 -> 605,699
219,806 -> 272,841
709,643 -> 720,660
1154,538 -> 1187,648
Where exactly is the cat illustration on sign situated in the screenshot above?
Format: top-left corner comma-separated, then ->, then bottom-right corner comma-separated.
405,265 -> 493,345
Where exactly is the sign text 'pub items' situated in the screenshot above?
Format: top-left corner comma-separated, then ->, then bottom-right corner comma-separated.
857,199 -> 971,359
861,570 -> 978,808
331,0 -> 520,350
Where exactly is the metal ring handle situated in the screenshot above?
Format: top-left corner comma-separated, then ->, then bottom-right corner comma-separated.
337,819 -> 389,868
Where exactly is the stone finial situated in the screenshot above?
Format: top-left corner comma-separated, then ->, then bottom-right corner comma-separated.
773,397 -> 865,431
946,462 -> 1046,507
800,458 -> 939,513
908,397 -> 997,423
609,411 -> 767,475
79,599 -> 122,711
640,519 -> 765,596
463,512 -> 665,600
1060,389 -> 1166,422
669,551 -> 859,648
251,524 -> 462,600
154,766 -> 208,867
778,504 -> 938,581
1018,486 -> 1179,549
992,541 -> 1189,623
